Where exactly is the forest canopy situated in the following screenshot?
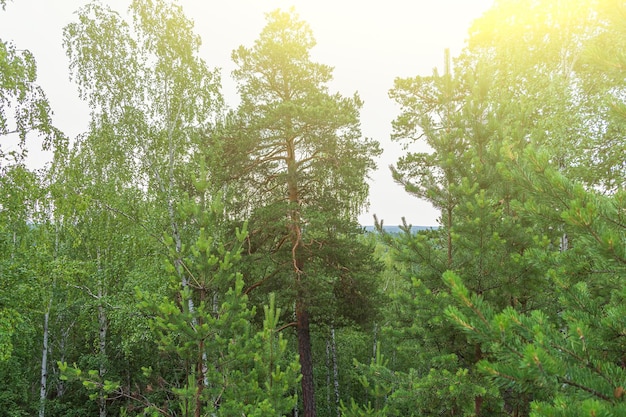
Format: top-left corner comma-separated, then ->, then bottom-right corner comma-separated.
0,1 -> 625,417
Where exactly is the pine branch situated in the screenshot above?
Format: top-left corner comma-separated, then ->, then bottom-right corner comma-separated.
556,376 -> 612,402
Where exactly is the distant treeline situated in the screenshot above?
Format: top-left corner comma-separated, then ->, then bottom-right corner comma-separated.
363,225 -> 436,234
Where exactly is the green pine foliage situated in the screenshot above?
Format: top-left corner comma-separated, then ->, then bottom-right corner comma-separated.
441,148 -> 626,416
3,1 -> 626,416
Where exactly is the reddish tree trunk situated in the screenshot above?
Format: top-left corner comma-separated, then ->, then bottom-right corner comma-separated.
287,134 -> 317,416
297,300 -> 316,417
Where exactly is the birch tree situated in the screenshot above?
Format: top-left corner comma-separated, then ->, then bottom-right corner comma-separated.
63,0 -> 222,413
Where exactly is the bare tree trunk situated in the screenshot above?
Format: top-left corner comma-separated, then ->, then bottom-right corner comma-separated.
330,326 -> 340,417
40,229 -> 56,416
297,303 -> 316,417
39,300 -> 51,417
372,323 -> 378,358
446,205 -> 453,268
560,233 -> 569,252
98,288 -> 108,417
287,137 -> 317,417
325,338 -> 331,417
97,249 -> 108,417
165,100 -> 208,402
195,340 -> 204,417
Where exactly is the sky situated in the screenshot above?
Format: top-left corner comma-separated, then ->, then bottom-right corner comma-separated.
0,0 -> 494,226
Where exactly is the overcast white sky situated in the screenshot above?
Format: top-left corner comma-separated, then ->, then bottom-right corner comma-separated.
0,0 -> 493,226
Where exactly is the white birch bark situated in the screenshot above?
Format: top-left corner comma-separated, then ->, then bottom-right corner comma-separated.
38,301 -> 51,417
97,250 -> 107,417
98,299 -> 108,417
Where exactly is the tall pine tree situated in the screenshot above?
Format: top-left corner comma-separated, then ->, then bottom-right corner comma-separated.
227,9 -> 381,416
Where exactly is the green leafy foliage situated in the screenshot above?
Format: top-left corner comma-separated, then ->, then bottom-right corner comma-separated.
3,1 -> 626,416
0,38 -> 61,165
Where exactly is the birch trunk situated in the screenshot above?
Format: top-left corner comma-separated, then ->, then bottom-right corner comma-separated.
163,99 -> 208,410
97,247 -> 108,417
98,287 -> 108,417
38,301 -> 51,417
